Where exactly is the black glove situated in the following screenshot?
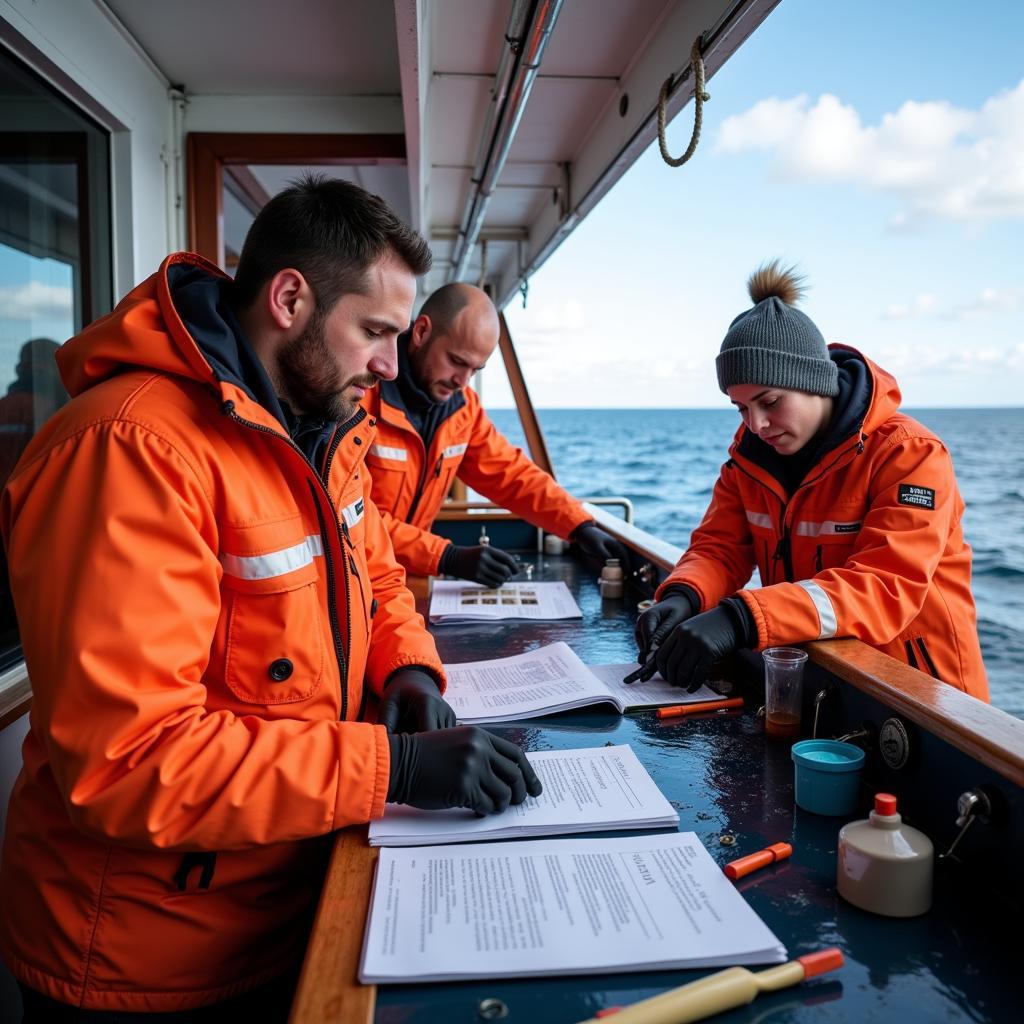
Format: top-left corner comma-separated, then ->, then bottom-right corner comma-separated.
387,727 -> 543,815
571,522 -> 629,564
635,588 -> 698,662
655,605 -> 742,693
439,543 -> 519,587
378,669 -> 456,733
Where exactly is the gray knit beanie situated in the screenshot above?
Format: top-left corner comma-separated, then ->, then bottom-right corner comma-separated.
716,262 -> 838,397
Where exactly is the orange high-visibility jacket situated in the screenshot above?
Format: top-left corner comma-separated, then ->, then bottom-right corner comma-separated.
0,253 -> 444,1012
361,384 -> 591,575
658,347 -> 988,701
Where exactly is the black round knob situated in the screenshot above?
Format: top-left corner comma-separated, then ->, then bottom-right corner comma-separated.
268,658 -> 293,682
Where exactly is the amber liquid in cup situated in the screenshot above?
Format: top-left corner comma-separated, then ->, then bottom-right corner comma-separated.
765,711 -> 802,740
763,647 -> 807,742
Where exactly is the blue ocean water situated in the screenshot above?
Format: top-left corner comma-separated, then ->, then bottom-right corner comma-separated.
488,407 -> 1024,719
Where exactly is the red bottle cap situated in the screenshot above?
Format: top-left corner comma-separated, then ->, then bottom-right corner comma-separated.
874,793 -> 898,816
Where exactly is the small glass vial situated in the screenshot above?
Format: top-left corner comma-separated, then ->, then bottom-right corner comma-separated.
598,558 -> 624,599
837,793 -> 933,917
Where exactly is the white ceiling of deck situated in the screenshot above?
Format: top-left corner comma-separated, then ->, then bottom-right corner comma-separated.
103,0 -> 773,303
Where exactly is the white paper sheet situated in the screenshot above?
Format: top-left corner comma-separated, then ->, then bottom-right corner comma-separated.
360,831 -> 787,982
429,580 -> 582,623
369,744 -> 678,846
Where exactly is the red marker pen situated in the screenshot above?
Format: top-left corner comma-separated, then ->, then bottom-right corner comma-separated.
724,841 -> 793,880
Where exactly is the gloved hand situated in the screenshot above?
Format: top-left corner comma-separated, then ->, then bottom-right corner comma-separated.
655,606 -> 742,693
378,669 -> 456,733
387,727 -> 544,815
572,522 -> 629,565
635,590 -> 697,662
439,543 -> 519,587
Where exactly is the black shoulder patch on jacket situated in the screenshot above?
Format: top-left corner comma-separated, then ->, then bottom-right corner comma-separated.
898,483 -> 935,510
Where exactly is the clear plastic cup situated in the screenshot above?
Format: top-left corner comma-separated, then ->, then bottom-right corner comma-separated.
763,647 -> 807,741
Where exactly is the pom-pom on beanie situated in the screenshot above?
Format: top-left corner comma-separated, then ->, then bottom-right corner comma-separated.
715,261 -> 838,397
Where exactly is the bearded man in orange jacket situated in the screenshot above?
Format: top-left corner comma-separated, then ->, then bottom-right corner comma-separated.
636,262 -> 988,702
0,176 -> 540,1019
361,282 -> 627,584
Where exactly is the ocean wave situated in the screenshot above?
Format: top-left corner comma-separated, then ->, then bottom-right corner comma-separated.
974,564 -> 1024,580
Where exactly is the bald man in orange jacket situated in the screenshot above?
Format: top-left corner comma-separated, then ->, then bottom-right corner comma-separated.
361,283 -> 627,584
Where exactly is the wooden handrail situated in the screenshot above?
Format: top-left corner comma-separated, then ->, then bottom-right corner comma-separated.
808,639 -> 1024,788
289,827 -> 378,1023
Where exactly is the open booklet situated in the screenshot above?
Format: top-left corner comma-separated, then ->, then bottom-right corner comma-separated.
369,744 -> 678,847
360,830 -> 787,983
429,579 -> 582,623
443,641 -> 722,723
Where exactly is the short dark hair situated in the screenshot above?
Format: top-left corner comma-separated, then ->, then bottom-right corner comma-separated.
418,282 -> 473,336
232,173 -> 432,311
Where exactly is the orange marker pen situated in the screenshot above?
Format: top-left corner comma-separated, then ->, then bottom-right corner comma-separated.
656,697 -> 744,720
724,841 -> 793,880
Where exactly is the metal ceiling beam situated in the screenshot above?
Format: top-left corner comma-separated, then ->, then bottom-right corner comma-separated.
394,0 -> 427,233
494,0 -> 782,310
448,0 -> 564,283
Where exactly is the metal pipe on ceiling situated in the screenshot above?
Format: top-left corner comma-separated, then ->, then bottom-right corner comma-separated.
448,0 -> 564,283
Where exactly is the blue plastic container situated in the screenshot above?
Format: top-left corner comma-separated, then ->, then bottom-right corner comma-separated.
791,740 -> 865,816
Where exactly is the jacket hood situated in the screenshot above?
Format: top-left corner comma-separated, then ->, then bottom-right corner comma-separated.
847,344 -> 901,432
56,252 -> 289,433
57,253 -> 227,398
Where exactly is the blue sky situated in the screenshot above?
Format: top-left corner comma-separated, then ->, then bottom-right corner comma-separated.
490,0 -> 1024,409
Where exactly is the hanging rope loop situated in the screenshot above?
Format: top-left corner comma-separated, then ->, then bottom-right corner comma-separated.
657,35 -> 709,168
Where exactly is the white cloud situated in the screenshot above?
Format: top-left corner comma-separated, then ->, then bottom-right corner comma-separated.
715,80 -> 1024,226
945,286 -> 1021,320
873,340 -> 1024,377
0,280 -> 74,320
881,293 -> 937,320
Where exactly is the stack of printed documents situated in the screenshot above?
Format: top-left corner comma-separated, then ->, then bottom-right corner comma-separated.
359,831 -> 787,983
368,745 -> 678,847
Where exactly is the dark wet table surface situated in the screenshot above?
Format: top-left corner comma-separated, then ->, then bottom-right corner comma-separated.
374,553 -> 1009,1023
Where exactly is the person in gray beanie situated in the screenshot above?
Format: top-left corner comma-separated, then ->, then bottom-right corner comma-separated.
633,260 -> 987,702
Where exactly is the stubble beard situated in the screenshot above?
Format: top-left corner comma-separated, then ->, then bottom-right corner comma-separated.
275,310 -> 374,422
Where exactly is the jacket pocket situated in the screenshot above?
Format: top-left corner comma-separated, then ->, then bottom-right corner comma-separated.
366,454 -> 412,516
223,569 -> 325,704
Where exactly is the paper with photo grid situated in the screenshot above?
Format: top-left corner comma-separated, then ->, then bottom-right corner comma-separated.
368,744 -> 678,847
428,580 -> 582,623
359,831 -> 787,983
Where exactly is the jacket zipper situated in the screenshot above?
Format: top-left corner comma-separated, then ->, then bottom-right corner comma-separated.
407,454 -> 444,524
733,426 -> 867,585
815,545 -> 823,573
222,400 -> 362,720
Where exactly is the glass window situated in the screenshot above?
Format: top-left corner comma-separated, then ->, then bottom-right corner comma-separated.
0,49 -> 111,668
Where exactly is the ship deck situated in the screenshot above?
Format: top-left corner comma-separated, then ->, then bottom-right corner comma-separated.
293,551 -> 1015,1023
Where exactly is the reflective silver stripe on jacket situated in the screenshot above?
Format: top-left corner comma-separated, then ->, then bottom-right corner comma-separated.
746,511 -> 773,529
369,444 -> 407,461
443,443 -> 468,458
221,535 -> 324,581
795,520 -> 862,536
795,580 -> 838,639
